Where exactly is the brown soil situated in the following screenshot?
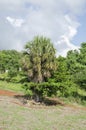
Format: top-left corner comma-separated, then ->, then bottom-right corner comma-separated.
0,90 -> 19,96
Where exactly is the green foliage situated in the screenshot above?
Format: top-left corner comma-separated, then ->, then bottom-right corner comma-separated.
79,42 -> 86,65
48,56 -> 76,97
0,73 -> 8,80
22,36 -> 57,83
66,50 -> 79,74
0,37 -> 86,104
66,43 -> 86,90
0,50 -> 22,83
0,50 -> 21,73
8,68 -> 17,78
74,67 -> 86,90
52,56 -> 69,82
23,82 -> 61,100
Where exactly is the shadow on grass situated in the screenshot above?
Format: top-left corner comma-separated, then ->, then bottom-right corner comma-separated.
14,95 -> 65,106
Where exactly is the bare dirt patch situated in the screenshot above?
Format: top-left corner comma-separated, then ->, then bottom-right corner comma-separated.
0,89 -> 20,96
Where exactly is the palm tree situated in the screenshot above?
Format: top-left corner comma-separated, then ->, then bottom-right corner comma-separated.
22,36 -> 57,83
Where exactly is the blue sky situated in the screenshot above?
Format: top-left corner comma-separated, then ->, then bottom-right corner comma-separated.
0,0 -> 86,56
73,15 -> 86,46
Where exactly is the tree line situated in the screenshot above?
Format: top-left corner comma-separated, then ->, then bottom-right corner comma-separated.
0,36 -> 86,101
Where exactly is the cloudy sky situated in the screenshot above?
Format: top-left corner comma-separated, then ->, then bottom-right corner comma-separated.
0,0 -> 86,56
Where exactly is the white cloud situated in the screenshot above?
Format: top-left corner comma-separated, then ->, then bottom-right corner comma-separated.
65,0 -> 86,14
6,16 -> 24,27
56,35 -> 79,57
0,0 -> 86,56
55,15 -> 80,57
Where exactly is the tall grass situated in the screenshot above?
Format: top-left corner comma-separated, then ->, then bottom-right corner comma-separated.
0,80 -> 24,93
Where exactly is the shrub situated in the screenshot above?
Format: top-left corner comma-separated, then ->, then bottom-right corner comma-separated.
23,82 -> 60,101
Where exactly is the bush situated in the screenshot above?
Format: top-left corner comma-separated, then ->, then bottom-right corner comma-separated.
22,82 -> 60,101
22,80 -> 80,102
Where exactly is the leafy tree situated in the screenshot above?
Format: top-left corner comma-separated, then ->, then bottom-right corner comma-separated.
54,56 -> 69,82
79,42 -> 86,65
0,50 -> 21,81
0,50 -> 21,73
74,43 -> 86,90
22,36 -> 57,83
66,43 -> 86,90
49,56 -> 77,97
66,50 -> 80,75
74,68 -> 86,90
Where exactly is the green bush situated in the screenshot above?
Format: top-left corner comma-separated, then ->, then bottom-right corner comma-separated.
22,82 -> 61,101
56,81 -> 78,97
22,81 -> 79,101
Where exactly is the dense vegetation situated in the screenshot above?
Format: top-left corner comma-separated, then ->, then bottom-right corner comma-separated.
0,36 -> 86,103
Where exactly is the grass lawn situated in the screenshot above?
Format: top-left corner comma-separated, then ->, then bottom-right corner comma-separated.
0,81 -> 86,130
0,96 -> 86,130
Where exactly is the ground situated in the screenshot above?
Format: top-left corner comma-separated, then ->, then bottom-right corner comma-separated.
0,90 -> 86,130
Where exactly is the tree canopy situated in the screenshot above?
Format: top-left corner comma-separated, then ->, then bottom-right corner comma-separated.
0,50 -> 21,73
22,36 -> 57,83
